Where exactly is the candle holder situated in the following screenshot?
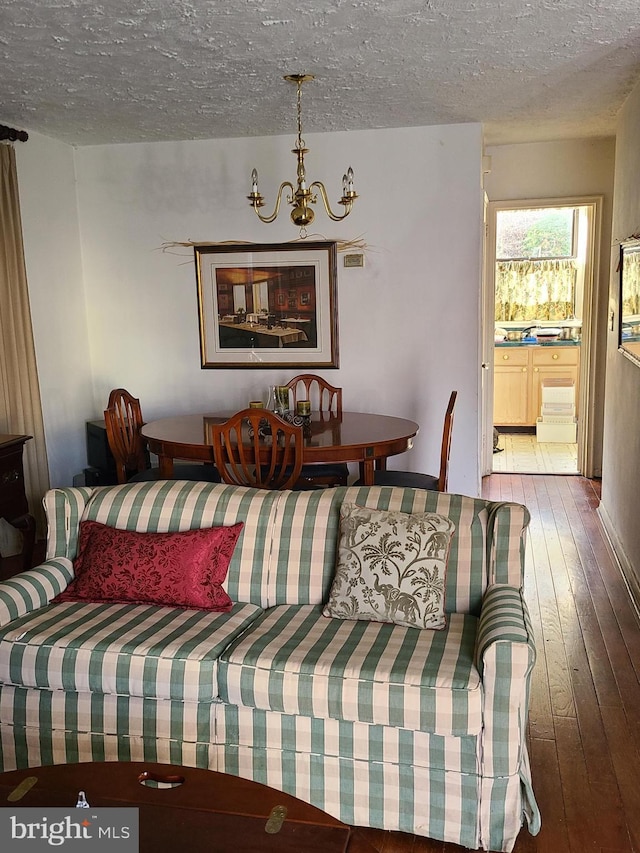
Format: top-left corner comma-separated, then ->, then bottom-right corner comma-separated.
295,400 -> 312,438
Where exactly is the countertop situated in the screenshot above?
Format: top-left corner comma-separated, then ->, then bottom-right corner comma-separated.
495,340 -> 581,347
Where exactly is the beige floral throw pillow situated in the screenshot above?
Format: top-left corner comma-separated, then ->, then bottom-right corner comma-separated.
323,503 -> 455,630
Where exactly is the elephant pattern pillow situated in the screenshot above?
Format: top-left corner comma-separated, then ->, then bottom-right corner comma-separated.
323,503 -> 455,630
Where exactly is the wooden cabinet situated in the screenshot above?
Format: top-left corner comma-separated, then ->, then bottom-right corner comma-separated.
0,434 -> 35,570
494,345 -> 580,427
494,349 -> 530,425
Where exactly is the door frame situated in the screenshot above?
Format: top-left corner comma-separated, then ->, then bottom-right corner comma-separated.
481,195 -> 603,476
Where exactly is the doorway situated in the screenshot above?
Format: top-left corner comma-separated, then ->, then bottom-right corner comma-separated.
482,197 -> 603,476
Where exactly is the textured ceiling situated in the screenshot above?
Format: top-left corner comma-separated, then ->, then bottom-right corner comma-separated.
1,0 -> 640,147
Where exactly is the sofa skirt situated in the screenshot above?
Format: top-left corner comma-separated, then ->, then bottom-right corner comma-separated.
0,725 -> 481,849
0,686 -> 536,851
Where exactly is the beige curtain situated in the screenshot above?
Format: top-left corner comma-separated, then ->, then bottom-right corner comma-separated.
495,258 -> 577,322
0,144 -> 49,529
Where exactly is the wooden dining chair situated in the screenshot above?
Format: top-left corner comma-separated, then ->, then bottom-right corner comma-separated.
284,374 -> 349,488
104,388 -> 221,484
285,374 -> 343,416
356,391 -> 458,492
210,408 -> 304,490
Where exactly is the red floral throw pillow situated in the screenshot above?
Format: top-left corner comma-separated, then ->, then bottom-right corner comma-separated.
53,520 -> 244,611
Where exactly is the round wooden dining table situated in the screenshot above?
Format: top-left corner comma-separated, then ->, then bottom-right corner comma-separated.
141,411 -> 419,486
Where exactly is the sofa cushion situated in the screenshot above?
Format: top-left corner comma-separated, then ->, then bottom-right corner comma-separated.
53,520 -> 243,611
323,503 -> 454,630
0,600 -> 263,702
217,604 -> 481,737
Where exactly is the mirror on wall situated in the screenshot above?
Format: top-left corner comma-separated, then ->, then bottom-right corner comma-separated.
619,239 -> 640,366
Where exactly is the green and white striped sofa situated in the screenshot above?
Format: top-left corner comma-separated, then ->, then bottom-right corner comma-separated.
0,480 -> 540,851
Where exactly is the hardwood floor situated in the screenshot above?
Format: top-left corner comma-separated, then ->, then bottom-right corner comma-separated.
353,475 -> 640,853
1,476 -> 638,851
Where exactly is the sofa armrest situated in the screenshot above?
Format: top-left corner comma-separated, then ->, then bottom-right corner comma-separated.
44,487 -> 94,560
486,501 -> 530,588
475,584 -> 541,845
0,559 -> 74,626
475,583 -> 536,777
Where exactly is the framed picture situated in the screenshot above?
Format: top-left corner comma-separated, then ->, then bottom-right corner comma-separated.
619,239 -> 640,367
195,241 -> 339,369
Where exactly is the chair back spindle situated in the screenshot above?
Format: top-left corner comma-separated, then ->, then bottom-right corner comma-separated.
104,388 -> 221,485
104,389 -> 147,484
285,374 -> 342,416
283,374 -> 347,487
211,408 -> 304,490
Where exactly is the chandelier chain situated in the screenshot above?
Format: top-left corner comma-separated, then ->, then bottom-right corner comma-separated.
296,79 -> 305,151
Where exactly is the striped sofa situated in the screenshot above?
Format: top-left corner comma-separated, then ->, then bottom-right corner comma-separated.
0,480 -> 540,851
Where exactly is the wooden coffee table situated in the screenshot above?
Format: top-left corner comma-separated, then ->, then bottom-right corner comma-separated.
0,761 -> 365,852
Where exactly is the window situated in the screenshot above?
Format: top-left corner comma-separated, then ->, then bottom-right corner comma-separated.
497,208 -> 576,260
495,207 -> 580,322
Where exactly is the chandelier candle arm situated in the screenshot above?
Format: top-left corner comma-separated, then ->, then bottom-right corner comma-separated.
310,181 -> 356,221
247,74 -> 358,229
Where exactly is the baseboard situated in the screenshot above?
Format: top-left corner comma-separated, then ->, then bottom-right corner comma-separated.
597,502 -> 640,621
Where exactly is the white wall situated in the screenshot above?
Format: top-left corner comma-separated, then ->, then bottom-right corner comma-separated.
484,138 -> 615,201
599,81 -> 640,598
14,132 -> 94,487
483,138 -> 616,476
18,122 -> 484,495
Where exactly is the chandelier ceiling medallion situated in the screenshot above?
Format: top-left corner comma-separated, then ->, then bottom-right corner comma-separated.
247,74 -> 358,233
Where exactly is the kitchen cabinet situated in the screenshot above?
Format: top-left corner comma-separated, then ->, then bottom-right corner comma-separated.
493,348 -> 530,425
494,345 -> 580,427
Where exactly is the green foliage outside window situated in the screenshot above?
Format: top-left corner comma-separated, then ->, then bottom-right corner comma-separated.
497,208 -> 574,260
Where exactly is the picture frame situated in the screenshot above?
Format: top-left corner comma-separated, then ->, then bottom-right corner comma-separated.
619,239 -> 640,367
195,241 -> 339,369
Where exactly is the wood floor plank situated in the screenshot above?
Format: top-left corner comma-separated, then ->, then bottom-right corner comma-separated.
552,478 -> 624,709
573,511 -> 640,752
526,508 -> 577,719
583,514 -> 640,680
523,545 -> 555,739
553,716 -> 599,852
540,483 -> 630,849
598,705 -> 640,853
526,736 -> 571,852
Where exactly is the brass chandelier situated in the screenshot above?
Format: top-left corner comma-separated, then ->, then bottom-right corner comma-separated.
247,74 -> 358,230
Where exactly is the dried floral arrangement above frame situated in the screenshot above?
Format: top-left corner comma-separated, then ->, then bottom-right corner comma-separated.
161,235 -> 368,256
194,241 -> 339,369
